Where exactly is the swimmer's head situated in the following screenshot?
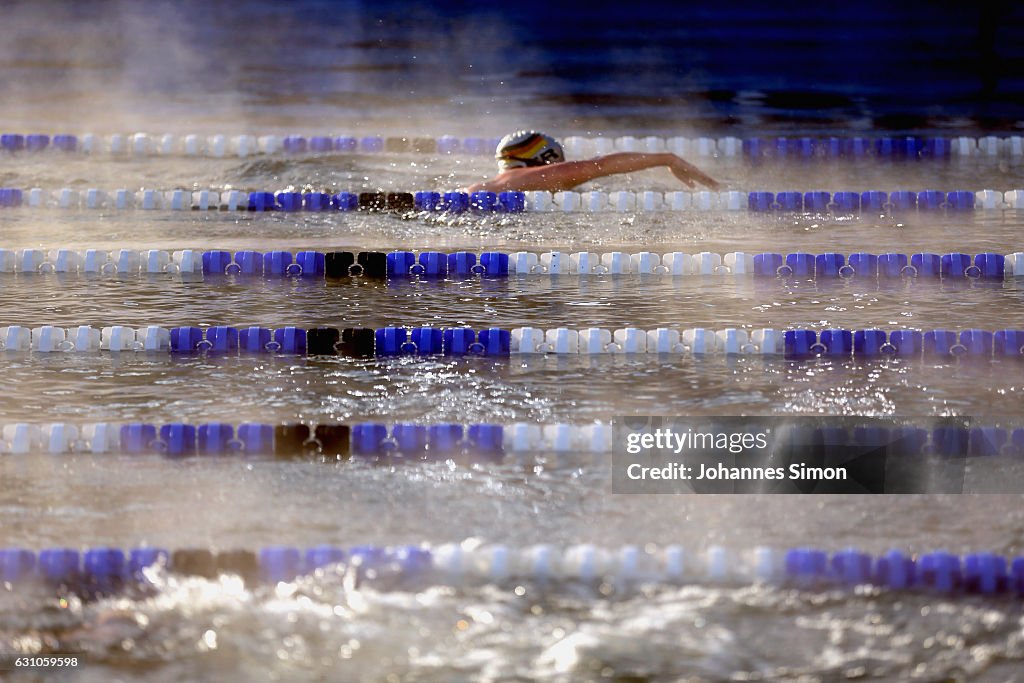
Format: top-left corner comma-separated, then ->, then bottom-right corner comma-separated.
495,131 -> 565,171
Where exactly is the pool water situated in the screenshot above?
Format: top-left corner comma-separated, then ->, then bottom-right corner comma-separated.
3,1 -> 1024,681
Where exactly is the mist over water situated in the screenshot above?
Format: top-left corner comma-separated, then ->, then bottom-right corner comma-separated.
3,1 -> 1024,681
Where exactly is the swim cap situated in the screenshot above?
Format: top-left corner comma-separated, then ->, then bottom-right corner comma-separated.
495,131 -> 565,170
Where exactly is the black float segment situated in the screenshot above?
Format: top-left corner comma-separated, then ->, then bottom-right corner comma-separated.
315,424 -> 352,457
274,423 -> 312,453
339,328 -> 375,357
325,251 -> 356,278
306,327 -> 341,355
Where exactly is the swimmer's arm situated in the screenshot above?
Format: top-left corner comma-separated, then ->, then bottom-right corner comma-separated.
465,153 -> 720,193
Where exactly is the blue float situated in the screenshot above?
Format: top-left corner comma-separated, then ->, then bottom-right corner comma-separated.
0,548 -> 35,582
1,133 -> 25,151
889,191 -> 917,211
917,190 -> 945,210
170,326 -> 204,353
803,192 -> 830,211
414,191 -> 440,211
932,426 -> 969,456
994,329 -> 1024,357
964,553 -> 1008,594
468,424 -> 504,453
334,137 -> 357,152
25,134 -> 49,152
917,552 -> 961,592
784,330 -> 817,358
205,326 -> 238,353
747,192 -> 774,212
274,192 -> 301,210
387,251 -> 416,276
923,330 -> 958,357
921,137 -> 951,158
309,136 -> 333,152
498,191 -> 526,213
410,327 -> 443,355
847,252 -> 877,277
819,329 -> 852,356
233,251 -> 264,275
331,192 -> 358,211
303,192 -> 331,211
874,550 -> 915,590
296,251 -> 325,276
260,547 -> 302,582
238,327 -> 272,356
128,548 -> 169,579
959,329 -> 992,356
860,191 -> 888,212
945,191 -> 974,211
478,252 -> 509,275
477,328 -> 510,355
436,136 -> 460,155
854,329 -> 888,356
198,423 -> 233,454
753,252 -> 784,276
877,253 -> 909,278
440,192 -> 469,213
83,547 -> 125,589
53,134 -> 77,151
237,423 -> 274,452
351,423 -> 388,454
889,330 -> 922,356
392,424 -> 428,453
263,251 -> 297,276
784,252 -> 814,276
470,191 -> 497,212
282,136 -> 308,153
831,549 -> 872,585
414,251 -> 447,276
969,428 -> 1006,457
742,138 -> 764,159
971,253 -> 1004,279
273,327 -> 306,354
775,192 -> 803,211
360,136 -> 384,152
831,192 -> 860,212
815,253 -> 846,278
202,250 -> 233,275
940,253 -> 971,278
784,548 -> 828,584
448,251 -> 478,275
247,192 -> 276,212
38,548 -> 80,582
911,253 -> 941,277
0,188 -> 24,207
305,545 -> 345,572
443,327 -> 477,355
429,424 -> 464,454
375,327 -> 408,356
160,423 -> 197,455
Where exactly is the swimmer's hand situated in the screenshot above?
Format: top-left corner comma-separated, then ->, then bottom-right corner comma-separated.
667,155 -> 720,190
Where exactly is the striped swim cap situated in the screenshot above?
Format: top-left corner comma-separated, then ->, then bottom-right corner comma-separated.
495,131 -> 565,170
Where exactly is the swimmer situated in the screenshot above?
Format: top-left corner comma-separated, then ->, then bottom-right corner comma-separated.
466,130 -> 720,193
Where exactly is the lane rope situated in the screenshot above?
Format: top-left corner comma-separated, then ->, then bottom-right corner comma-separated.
0,421 -> 1021,457
1,325 -> 1023,359
1,188 -> 1022,212
0,542 -> 1021,596
2,132 -> 1024,160
0,248 -> 1021,279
